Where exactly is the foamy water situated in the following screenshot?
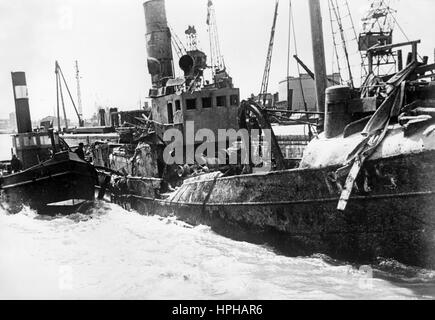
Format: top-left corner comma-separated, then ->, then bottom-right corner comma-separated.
1,202 -> 434,300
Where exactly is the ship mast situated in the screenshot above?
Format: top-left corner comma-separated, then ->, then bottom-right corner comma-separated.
259,0 -> 279,106
75,60 -> 84,127
55,61 -> 83,130
308,0 -> 328,120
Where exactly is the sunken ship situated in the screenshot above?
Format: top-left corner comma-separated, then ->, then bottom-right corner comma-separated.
93,0 -> 435,268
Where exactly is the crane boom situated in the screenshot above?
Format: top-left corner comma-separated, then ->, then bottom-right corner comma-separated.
207,0 -> 225,75
169,25 -> 187,58
259,0 -> 279,105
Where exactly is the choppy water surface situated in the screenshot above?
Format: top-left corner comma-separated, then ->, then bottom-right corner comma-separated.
0,202 -> 434,300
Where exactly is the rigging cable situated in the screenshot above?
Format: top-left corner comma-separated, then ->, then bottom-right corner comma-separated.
55,62 -> 82,129
332,0 -> 354,87
168,25 -> 187,58
328,0 -> 343,84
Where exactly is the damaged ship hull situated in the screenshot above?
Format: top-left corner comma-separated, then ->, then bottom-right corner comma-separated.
91,0 -> 435,268
110,145 -> 435,268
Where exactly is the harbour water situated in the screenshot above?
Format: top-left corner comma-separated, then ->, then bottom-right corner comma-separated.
1,133 -> 434,300
0,203 -> 434,300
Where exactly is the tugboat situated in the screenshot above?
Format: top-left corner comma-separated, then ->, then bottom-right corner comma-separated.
0,72 -> 97,215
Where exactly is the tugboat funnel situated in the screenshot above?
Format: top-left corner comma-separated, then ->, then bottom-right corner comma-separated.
144,0 -> 174,86
11,72 -> 32,134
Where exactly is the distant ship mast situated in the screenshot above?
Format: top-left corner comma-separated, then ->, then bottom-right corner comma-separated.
75,60 -> 84,127
169,25 -> 187,59
55,61 -> 84,131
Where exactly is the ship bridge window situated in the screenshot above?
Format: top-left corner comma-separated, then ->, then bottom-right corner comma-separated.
175,100 -> 181,111
23,136 -> 37,146
202,97 -> 212,108
230,95 -> 239,106
216,96 -> 227,107
186,98 -> 197,110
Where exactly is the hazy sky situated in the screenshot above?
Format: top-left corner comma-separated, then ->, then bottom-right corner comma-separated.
0,0 -> 434,121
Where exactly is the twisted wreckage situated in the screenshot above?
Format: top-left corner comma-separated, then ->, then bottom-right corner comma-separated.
92,0 -> 435,267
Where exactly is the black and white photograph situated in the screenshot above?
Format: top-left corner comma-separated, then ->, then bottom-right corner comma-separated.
0,0 -> 435,304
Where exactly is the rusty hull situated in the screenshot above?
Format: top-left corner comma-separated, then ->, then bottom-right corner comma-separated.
119,147 -> 435,268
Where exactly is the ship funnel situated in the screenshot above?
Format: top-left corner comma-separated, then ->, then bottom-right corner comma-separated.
11,72 -> 32,133
144,0 -> 174,86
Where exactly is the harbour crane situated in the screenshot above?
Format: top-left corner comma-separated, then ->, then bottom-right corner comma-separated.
206,0 -> 226,76
259,0 -> 279,106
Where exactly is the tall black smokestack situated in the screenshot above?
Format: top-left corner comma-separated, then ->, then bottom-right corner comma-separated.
11,72 -> 32,133
144,0 -> 174,87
